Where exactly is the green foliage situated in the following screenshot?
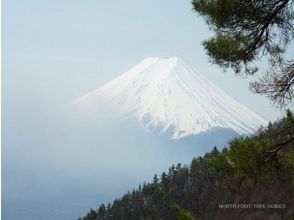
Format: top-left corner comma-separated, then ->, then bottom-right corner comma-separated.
80,111 -> 294,220
203,35 -> 256,72
193,0 -> 236,27
192,0 -> 293,69
171,203 -> 197,220
192,0 -> 294,106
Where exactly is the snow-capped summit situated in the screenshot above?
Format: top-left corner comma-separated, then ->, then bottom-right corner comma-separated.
70,57 -> 268,139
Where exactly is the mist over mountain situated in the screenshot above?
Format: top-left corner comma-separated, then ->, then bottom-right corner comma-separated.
3,57 -> 269,220
70,57 -> 267,139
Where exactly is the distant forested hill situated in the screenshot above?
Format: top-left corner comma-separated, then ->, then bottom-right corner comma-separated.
80,111 -> 294,220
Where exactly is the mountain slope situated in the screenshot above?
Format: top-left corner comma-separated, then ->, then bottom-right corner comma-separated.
70,57 -> 267,139
79,111 -> 294,220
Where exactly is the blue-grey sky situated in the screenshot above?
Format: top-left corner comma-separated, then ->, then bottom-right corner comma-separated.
2,1 -> 293,220
3,0 -> 290,121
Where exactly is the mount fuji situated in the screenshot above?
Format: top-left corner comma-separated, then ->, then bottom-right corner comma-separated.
70,57 -> 268,139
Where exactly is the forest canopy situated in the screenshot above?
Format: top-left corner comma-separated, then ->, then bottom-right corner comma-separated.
80,111 -> 294,220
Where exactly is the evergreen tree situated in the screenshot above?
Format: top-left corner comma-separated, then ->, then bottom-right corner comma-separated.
172,203 -> 197,220
80,112 -> 294,220
192,0 -> 294,107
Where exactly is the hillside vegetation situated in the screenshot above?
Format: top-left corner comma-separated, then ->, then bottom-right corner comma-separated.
80,111 -> 294,220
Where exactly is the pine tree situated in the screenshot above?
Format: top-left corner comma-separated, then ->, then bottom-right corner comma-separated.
192,0 -> 294,107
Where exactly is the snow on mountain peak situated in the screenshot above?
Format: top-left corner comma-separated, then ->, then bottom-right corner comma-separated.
70,57 -> 268,139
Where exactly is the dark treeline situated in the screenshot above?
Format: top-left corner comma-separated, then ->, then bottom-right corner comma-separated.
80,111 -> 294,220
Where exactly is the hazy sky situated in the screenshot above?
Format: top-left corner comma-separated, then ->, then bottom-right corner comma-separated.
2,1 -> 293,219
3,0 -> 291,122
